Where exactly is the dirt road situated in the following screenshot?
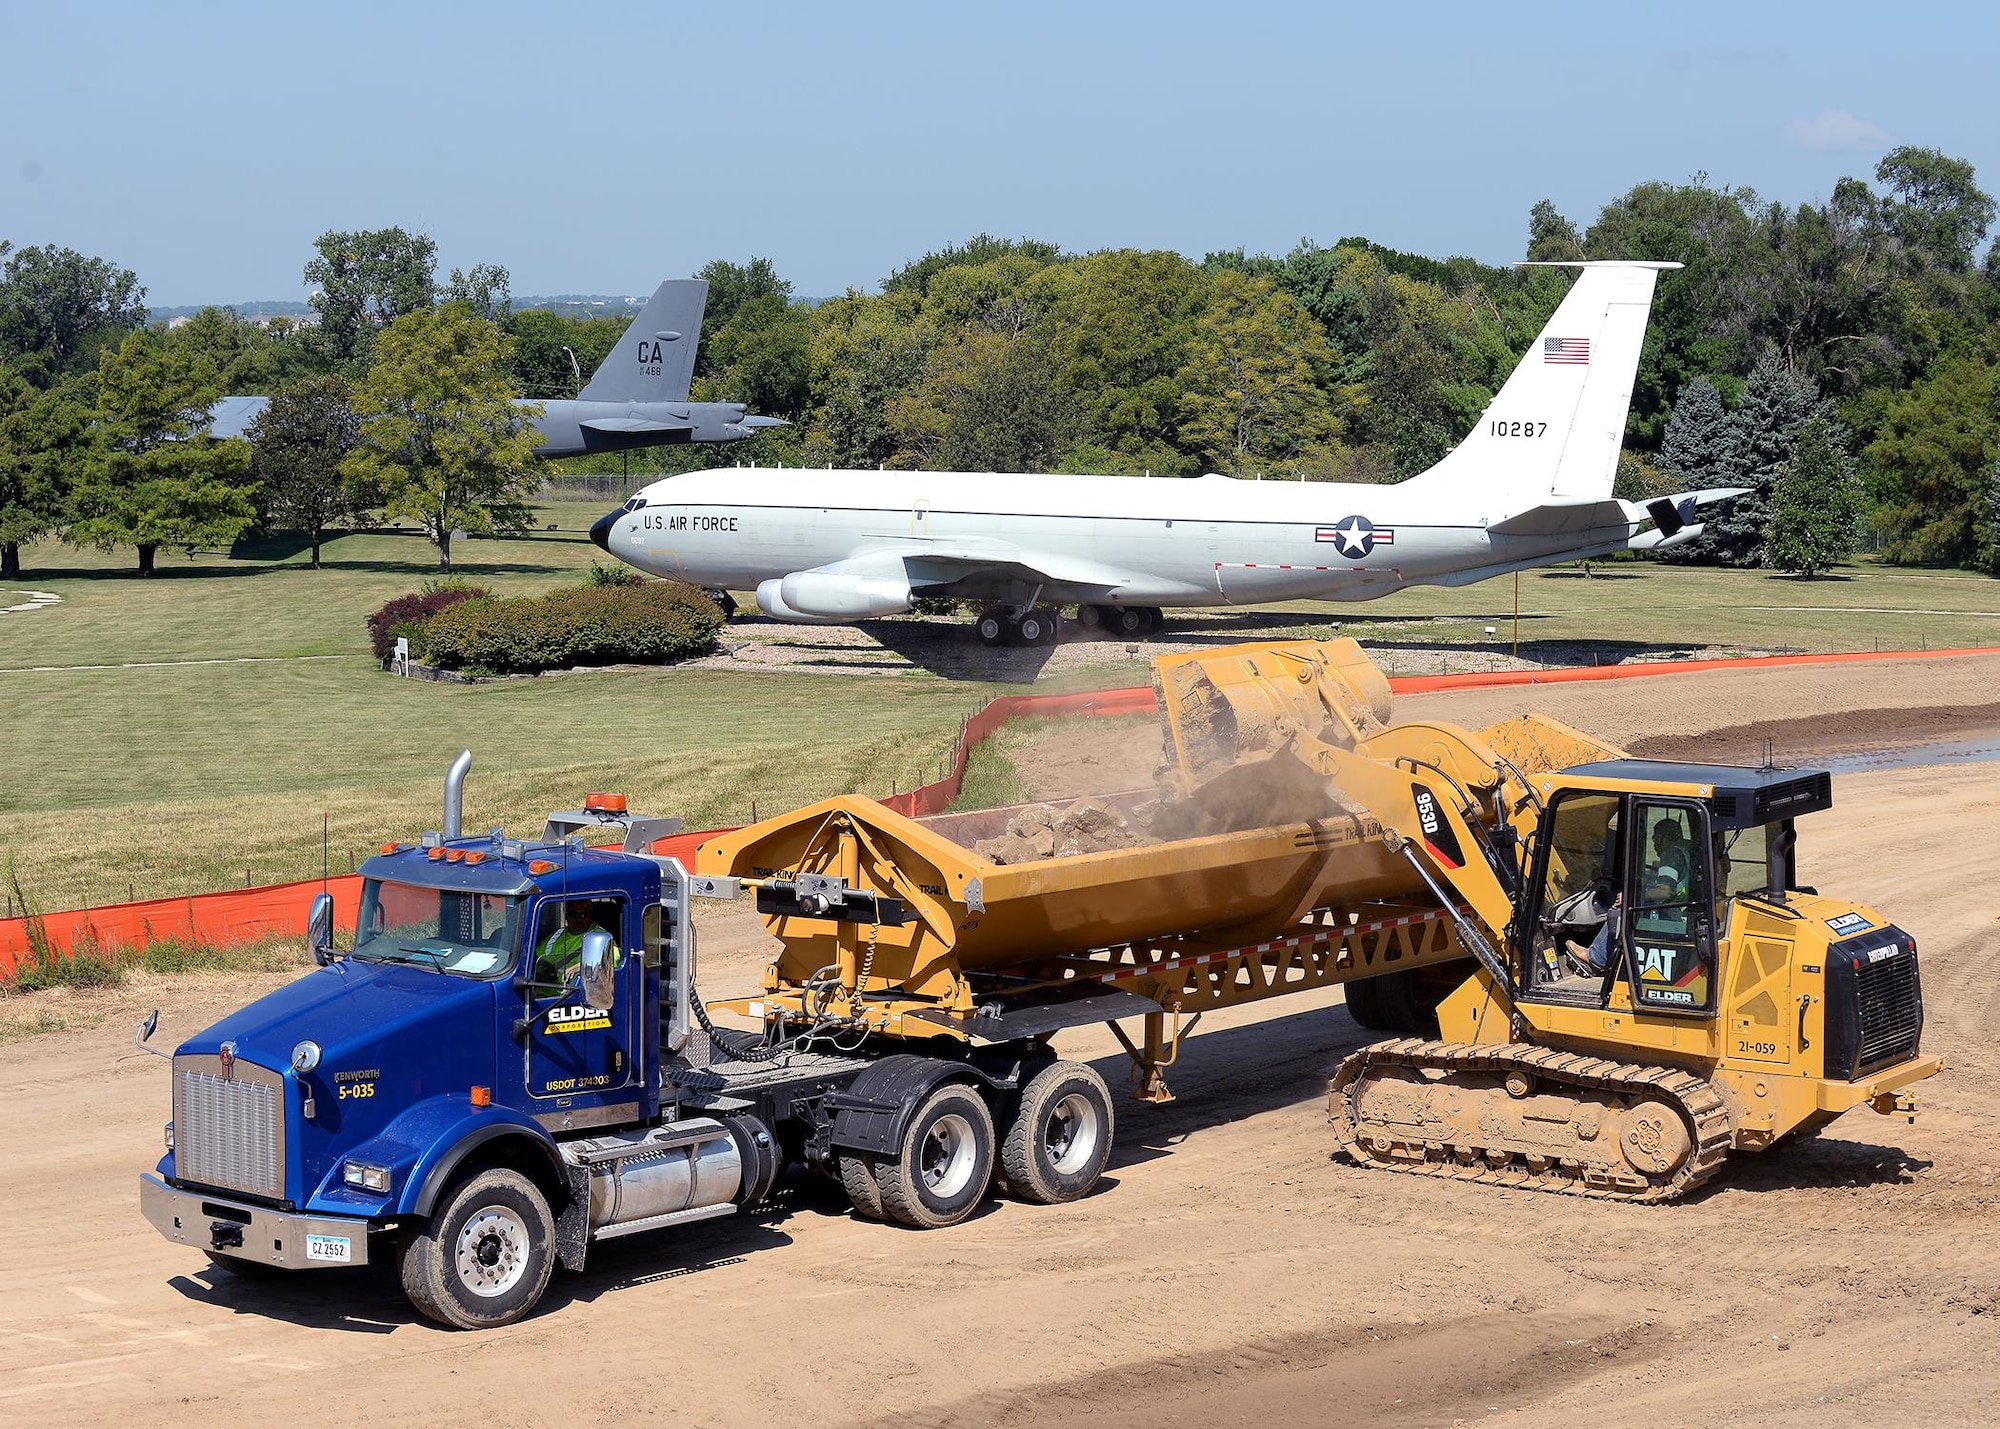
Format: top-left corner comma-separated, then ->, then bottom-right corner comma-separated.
2,664 -> 1995,1427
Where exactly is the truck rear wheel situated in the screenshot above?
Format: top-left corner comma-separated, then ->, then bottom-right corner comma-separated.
999,1061 -> 1114,1205
399,1168 -> 555,1330
873,1083 -> 994,1229
838,1153 -> 885,1219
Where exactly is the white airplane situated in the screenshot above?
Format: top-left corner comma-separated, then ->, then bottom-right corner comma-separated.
589,261 -> 1742,644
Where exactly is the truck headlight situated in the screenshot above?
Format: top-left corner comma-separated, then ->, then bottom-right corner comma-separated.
164,1120 -> 174,1152
343,1160 -> 391,1194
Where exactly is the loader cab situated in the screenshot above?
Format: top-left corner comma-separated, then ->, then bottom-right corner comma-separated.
1516,761 -> 1832,1016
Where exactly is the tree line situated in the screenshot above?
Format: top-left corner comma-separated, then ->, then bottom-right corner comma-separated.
4,144 -> 1998,580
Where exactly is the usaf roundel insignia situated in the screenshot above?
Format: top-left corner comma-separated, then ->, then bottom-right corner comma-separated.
1316,515 -> 1396,559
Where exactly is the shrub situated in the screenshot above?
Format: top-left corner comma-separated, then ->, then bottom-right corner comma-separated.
588,561 -> 642,587
365,584 -> 490,660
424,580 -> 723,673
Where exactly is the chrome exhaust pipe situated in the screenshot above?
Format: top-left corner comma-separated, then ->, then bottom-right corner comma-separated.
444,749 -> 472,840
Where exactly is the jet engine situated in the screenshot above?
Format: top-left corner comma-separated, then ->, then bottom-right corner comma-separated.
757,571 -> 914,622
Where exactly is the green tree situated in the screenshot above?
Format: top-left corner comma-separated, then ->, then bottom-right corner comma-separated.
703,293 -> 813,419
1176,270 -> 1343,474
1526,199 -> 1586,263
887,329 -> 1079,472
343,305 -> 542,571
807,293 -> 935,469
67,331 -> 253,574
880,235 -> 1063,297
1657,376 -> 1731,487
1763,415 -> 1861,576
507,308 -> 626,398
0,243 -> 147,387
442,264 -> 512,324
1875,146 -> 1996,275
694,258 -> 791,377
248,375 -> 360,568
1674,355 -> 1828,565
1864,346 -> 1998,567
304,227 -> 439,366
0,366 -> 94,577
1987,456 -> 2000,575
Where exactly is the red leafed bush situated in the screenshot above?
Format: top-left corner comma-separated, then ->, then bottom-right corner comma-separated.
365,584 -> 489,661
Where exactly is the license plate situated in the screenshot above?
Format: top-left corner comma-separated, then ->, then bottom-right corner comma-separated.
305,1234 -> 351,1263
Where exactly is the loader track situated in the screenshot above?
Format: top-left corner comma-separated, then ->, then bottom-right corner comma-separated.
1329,1039 -> 1733,1203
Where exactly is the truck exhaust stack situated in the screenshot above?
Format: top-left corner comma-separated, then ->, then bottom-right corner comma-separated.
443,749 -> 472,840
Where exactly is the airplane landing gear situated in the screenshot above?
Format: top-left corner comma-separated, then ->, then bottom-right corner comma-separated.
1080,604 -> 1160,637
975,606 -> 1062,647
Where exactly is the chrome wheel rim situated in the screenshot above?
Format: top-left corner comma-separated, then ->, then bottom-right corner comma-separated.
1044,1091 -> 1101,1176
455,1206 -> 530,1298
920,1112 -> 978,1199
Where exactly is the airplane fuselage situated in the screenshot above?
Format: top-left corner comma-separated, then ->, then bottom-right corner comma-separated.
598,467 -> 1641,606
528,399 -> 767,458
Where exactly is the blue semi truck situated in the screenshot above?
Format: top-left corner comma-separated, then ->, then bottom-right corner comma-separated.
139,754 -> 1126,1329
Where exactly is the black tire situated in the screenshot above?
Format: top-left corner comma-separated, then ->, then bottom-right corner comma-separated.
975,611 -> 1009,646
1114,606 -> 1146,636
1343,975 -> 1388,1031
1139,607 -> 1164,634
1018,608 -> 1059,645
1077,604 -> 1105,632
838,1153 -> 885,1219
398,1168 -> 556,1330
999,1061 -> 1114,1205
872,1083 -> 995,1229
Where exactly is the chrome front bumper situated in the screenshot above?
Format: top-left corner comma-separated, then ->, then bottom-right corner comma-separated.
141,1173 -> 372,1269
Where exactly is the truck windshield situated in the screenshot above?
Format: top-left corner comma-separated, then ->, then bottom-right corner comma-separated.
352,879 -> 522,978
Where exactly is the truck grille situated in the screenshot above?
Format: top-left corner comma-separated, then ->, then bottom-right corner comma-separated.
1852,952 -> 1922,1071
175,1058 -> 285,1201
1822,927 -> 1923,1081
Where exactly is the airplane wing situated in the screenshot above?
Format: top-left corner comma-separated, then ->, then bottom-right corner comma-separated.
900,543 -> 1141,594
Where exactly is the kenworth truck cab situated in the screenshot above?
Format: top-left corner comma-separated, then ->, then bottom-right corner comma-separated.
141,757 -> 1114,1329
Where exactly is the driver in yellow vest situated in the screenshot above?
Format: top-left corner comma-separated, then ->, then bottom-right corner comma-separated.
534,901 -> 623,986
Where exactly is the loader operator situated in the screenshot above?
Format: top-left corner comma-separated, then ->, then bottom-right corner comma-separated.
1568,826 -> 1688,977
533,900 -> 623,987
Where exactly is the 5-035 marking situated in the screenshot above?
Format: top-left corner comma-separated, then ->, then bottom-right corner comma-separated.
1489,419 -> 1548,438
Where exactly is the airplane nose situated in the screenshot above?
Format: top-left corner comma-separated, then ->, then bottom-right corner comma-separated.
588,509 -> 619,552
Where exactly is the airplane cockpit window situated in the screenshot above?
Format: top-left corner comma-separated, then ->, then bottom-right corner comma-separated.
622,496 -> 648,512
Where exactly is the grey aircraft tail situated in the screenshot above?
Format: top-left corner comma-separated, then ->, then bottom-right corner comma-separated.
577,279 -> 707,404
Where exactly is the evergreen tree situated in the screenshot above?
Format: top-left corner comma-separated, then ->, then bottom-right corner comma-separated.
1763,415 -> 1861,577
1677,355 -> 1829,565
1656,376 -> 1731,486
1987,456 -> 2000,575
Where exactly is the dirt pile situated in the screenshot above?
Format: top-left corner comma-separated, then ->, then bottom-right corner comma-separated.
974,796 -> 1154,864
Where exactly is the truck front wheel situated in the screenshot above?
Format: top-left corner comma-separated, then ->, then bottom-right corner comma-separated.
873,1083 -> 994,1229
399,1168 -> 555,1330
1000,1061 -> 1114,1204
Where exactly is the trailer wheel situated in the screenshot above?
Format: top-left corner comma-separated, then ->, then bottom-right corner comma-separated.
398,1168 -> 555,1330
838,1153 -> 885,1219
1343,976 -> 1388,1031
1000,1061 -> 1114,1205
873,1083 -> 994,1229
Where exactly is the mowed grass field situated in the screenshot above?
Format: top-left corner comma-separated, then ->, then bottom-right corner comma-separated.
1,500 -> 989,911
3,495 -> 1996,914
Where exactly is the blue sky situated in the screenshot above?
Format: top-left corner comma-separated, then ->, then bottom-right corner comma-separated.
3,1 -> 1995,306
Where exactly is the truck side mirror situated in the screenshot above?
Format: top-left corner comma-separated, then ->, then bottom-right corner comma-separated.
307,892 -> 335,966
578,929 -> 616,1011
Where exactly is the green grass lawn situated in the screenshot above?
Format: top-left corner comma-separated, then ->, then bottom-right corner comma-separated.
1,502 -> 990,911
2,507 -> 1994,916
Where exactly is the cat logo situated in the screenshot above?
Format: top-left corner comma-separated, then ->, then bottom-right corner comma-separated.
548,1003 -> 612,1035
1636,944 -> 1679,982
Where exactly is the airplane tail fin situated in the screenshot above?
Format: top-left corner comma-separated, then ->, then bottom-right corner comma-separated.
1402,261 -> 1677,520
578,279 -> 708,403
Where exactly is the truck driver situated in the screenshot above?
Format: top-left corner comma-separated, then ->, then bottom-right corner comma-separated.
533,900 -> 623,986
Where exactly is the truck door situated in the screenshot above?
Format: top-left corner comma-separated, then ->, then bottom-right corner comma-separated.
522,895 -> 642,1126
1620,800 -> 1717,1015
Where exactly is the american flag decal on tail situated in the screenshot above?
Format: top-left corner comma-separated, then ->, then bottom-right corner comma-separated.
1544,337 -> 1590,365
